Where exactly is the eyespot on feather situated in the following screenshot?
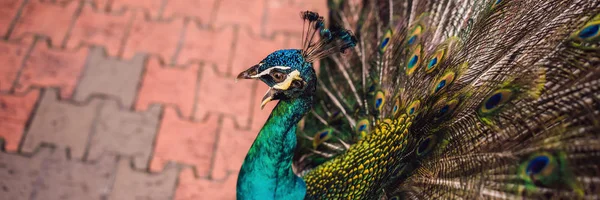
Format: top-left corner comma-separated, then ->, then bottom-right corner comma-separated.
312,128 -> 334,149
432,72 -> 456,94
435,99 -> 459,120
571,15 -> 600,42
406,45 -> 422,75
479,88 -> 515,115
374,91 -> 386,113
380,29 -> 393,53
491,0 -> 504,9
407,25 -> 423,46
426,49 -> 445,73
518,152 -> 561,187
392,98 -> 402,118
406,100 -> 421,115
356,119 -> 370,139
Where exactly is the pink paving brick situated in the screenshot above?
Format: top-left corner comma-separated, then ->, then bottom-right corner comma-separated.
264,0 -> 327,36
211,118 -> 260,180
195,67 -> 253,127
136,58 -> 198,119
110,0 -> 162,18
230,29 -> 286,76
174,168 -> 237,200
287,35 -> 303,49
214,0 -> 263,34
15,39 -> 88,99
0,38 -> 33,92
0,90 -> 40,152
66,5 -> 134,57
122,12 -> 184,61
10,0 -> 78,45
163,0 -> 216,23
177,23 -> 234,73
251,83 -> 276,131
0,0 -> 24,38
149,107 -> 219,177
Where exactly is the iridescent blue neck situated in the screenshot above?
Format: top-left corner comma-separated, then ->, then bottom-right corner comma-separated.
236,95 -> 312,199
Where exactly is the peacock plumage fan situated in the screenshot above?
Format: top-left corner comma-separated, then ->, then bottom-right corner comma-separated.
235,0 -> 600,199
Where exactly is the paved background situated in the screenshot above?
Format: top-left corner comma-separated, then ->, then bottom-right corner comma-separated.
0,0 -> 326,199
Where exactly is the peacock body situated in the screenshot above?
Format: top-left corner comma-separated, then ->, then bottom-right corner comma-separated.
236,0 -> 600,199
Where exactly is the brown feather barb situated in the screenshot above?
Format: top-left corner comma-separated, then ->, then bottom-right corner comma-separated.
293,0 -> 600,199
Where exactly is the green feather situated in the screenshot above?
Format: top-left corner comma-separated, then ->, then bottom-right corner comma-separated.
237,0 -> 600,199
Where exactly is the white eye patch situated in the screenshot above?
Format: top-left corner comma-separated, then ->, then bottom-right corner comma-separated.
272,70 -> 303,90
250,66 -> 291,78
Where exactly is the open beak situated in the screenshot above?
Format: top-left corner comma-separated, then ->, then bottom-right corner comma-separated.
260,87 -> 282,110
237,64 -> 281,109
236,64 -> 260,81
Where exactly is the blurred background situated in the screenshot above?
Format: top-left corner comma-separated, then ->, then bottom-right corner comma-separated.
0,0 -> 325,199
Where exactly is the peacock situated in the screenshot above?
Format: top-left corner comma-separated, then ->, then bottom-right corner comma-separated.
235,0 -> 600,199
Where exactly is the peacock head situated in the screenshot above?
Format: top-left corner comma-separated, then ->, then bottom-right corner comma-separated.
236,49 -> 317,109
236,11 -> 356,109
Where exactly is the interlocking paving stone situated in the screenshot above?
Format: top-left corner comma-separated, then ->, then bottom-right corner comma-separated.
264,0 -> 327,36
163,0 -> 216,23
250,83 -> 277,131
0,147 -> 119,200
87,100 -> 161,169
0,38 -> 33,92
286,34 -> 302,49
110,0 -> 163,19
177,23 -> 234,73
195,67 -> 253,128
214,0 -> 264,34
150,107 -> 219,176
73,46 -> 146,108
230,29 -> 286,76
66,5 -> 134,57
211,118 -> 259,180
0,0 -> 330,199
109,157 -> 178,200
136,58 -> 198,119
122,12 -> 184,62
0,0 -> 24,38
174,168 -> 237,200
16,39 -> 89,99
88,0 -> 109,10
0,147 -> 44,199
10,0 -> 79,45
0,89 -> 40,152
32,148 -> 118,200
21,88 -> 102,159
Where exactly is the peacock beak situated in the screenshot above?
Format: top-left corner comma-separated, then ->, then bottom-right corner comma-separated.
236,64 -> 260,80
260,87 -> 284,110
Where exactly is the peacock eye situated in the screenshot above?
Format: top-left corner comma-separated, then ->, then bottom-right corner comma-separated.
271,71 -> 286,82
291,80 -> 304,88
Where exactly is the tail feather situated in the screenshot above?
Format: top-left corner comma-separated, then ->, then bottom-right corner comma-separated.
293,0 -> 600,198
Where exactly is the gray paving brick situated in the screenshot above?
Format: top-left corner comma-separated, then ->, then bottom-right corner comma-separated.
0,148 -> 46,200
1,147 -> 121,200
73,47 -> 147,108
33,150 -> 118,200
21,88 -> 103,159
109,158 -> 178,200
87,100 -> 162,169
